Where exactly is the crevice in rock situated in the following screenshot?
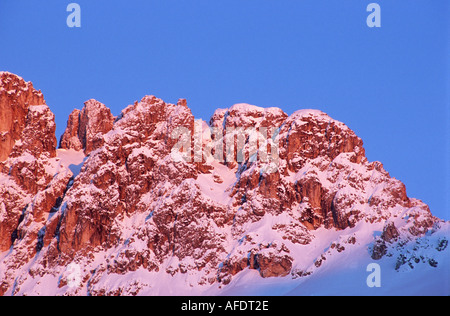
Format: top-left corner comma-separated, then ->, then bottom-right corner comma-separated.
51,176 -> 75,252
10,204 -> 28,246
36,227 -> 46,253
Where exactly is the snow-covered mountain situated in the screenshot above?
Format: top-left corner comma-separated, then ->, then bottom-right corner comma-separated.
0,72 -> 448,296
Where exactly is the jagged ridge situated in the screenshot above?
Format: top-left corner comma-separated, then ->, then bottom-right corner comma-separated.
0,73 -> 448,296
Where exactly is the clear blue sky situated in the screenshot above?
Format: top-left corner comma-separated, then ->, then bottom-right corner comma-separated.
0,0 -> 448,220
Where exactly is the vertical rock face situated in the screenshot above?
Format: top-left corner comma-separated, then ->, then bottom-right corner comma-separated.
60,99 -> 115,155
0,72 -> 447,296
0,72 -> 50,161
9,105 -> 57,160
59,109 -> 82,151
57,95 -> 197,256
0,73 -> 64,258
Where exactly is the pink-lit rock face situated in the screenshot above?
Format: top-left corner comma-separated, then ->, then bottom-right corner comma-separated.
59,109 -> 82,152
0,73 -> 447,296
0,72 -> 54,162
60,99 -> 115,155
0,73 -> 59,255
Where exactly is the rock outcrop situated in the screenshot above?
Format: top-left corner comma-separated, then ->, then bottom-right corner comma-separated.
59,109 -> 82,151
60,99 -> 115,155
0,73 -> 71,295
0,72 -> 53,161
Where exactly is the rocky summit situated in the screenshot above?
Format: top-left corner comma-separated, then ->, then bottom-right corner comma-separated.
0,72 -> 448,296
